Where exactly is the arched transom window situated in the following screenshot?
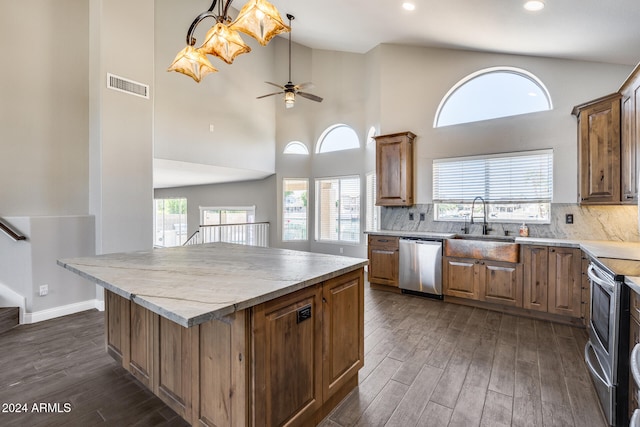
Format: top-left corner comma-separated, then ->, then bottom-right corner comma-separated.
434,67 -> 552,127
283,141 -> 309,155
316,124 -> 360,153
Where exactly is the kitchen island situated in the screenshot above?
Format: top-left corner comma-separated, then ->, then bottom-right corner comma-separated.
58,243 -> 368,427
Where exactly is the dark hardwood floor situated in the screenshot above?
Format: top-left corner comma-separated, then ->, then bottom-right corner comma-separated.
0,282 -> 606,427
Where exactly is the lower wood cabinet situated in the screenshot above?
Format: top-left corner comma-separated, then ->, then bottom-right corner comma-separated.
104,268 -> 364,427
367,235 -> 399,287
443,257 -> 522,307
253,269 -> 364,426
522,245 -> 583,319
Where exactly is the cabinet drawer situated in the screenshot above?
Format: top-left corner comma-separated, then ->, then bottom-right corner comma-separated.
368,235 -> 399,249
632,290 -> 640,323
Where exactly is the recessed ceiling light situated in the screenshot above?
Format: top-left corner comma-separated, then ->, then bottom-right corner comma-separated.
524,0 -> 545,11
402,2 -> 416,11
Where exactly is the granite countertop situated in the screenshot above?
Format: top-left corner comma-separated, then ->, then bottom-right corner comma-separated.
58,243 -> 368,328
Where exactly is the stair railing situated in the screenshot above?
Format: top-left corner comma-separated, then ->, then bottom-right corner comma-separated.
0,218 -> 26,242
184,222 -> 269,247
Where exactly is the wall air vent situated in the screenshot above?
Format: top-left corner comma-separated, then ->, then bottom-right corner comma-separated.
106,73 -> 150,99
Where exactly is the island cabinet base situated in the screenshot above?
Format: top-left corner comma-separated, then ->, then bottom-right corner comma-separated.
103,267 -> 364,427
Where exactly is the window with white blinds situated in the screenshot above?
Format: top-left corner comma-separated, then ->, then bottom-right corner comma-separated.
365,172 -> 379,231
316,176 -> 361,243
283,178 -> 308,241
433,149 -> 552,222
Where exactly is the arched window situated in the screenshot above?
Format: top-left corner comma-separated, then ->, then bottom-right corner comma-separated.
283,141 -> 309,155
434,67 -> 552,127
366,126 -> 377,145
316,124 -> 360,153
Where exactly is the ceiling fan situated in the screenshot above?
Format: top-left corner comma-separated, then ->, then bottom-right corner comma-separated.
257,14 -> 323,109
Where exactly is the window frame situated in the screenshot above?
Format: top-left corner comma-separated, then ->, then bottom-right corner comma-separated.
154,197 -> 188,247
434,66 -> 553,128
283,141 -> 309,155
315,124 -> 360,154
365,172 -> 380,232
315,175 -> 362,244
282,178 -> 309,241
432,149 -> 553,224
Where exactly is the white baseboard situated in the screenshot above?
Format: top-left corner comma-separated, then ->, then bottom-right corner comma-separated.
24,299 -> 103,324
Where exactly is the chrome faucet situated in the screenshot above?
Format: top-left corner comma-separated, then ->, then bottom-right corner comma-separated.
470,196 -> 491,235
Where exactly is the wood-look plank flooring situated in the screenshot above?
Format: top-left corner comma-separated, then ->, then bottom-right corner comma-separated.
321,285 -> 606,427
0,281 -> 606,426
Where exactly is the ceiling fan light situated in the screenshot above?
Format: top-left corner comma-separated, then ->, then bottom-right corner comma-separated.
285,91 -> 295,108
167,45 -> 218,83
199,22 -> 252,64
230,0 -> 290,46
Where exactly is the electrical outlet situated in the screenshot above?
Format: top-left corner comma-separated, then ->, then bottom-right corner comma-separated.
39,284 -> 48,296
566,214 -> 574,224
408,213 -> 414,220
419,213 -> 425,221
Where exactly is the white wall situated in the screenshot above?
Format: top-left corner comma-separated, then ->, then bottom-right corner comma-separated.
0,216 -> 95,322
154,0 -> 278,176
376,44 -> 633,203
90,0 -> 155,257
0,0 -> 90,216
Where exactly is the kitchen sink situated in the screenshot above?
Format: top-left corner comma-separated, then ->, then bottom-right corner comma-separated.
453,234 -> 516,242
444,237 -> 520,262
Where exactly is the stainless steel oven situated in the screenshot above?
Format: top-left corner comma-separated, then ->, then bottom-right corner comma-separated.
585,260 -> 629,426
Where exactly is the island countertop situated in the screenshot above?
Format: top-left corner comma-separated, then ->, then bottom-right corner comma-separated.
58,243 -> 368,328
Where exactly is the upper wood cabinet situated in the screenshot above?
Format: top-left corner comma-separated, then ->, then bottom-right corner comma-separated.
375,131 -> 416,206
573,93 -> 622,205
621,66 -> 640,204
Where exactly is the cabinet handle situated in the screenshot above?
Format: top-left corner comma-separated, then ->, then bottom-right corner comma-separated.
378,239 -> 389,242
550,249 -> 555,252
626,195 -> 634,199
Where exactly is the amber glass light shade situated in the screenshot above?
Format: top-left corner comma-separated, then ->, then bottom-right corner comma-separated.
167,45 -> 218,83
198,22 -> 252,64
230,0 -> 290,46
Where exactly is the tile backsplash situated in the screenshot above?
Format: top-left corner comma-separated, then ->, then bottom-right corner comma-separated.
380,203 -> 640,241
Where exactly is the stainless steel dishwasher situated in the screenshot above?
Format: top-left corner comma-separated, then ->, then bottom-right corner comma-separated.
398,238 -> 443,298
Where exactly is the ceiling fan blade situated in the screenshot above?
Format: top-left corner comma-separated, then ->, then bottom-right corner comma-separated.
265,81 -> 285,89
297,92 -> 323,103
256,91 -> 283,99
294,82 -> 315,90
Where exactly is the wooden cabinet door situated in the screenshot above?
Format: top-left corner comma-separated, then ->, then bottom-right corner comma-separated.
375,132 -> 415,206
581,254 -> 591,327
155,316 -> 197,422
368,247 -> 399,286
129,302 -> 155,388
621,91 -> 637,203
443,257 -> 478,299
105,290 -> 130,366
523,245 -> 549,312
322,269 -> 364,400
253,285 -> 323,427
367,235 -> 399,287
479,260 -> 523,307
548,247 -> 582,318
576,94 -> 621,204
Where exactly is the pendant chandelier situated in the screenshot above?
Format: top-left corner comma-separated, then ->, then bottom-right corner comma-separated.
167,0 -> 290,83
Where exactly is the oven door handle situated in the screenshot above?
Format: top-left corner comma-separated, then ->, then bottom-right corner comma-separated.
632,343 -> 640,387
584,341 -> 613,386
587,264 -> 615,293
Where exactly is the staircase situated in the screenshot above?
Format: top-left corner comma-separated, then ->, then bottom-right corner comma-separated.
0,307 -> 19,334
